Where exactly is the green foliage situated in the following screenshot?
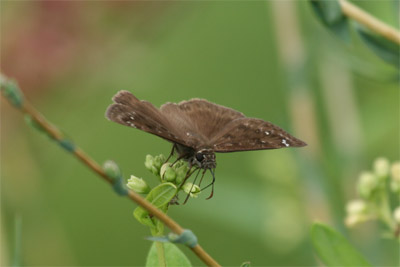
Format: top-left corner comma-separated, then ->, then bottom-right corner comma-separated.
131,155 -> 202,264
310,0 -> 399,68
311,223 -> 371,266
3,1 -> 399,265
310,0 -> 350,42
356,26 -> 400,68
146,242 -> 192,267
133,182 -> 177,230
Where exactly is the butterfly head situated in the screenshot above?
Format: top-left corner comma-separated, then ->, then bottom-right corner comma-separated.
193,148 -> 216,169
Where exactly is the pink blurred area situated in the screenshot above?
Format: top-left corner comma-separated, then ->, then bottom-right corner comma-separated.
1,1 -> 84,93
1,0 -> 165,95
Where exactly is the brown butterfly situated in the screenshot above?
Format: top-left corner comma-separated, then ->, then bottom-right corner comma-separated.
106,91 -> 306,199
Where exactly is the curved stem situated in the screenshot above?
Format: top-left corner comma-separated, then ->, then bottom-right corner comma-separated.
1,75 -> 221,267
339,0 -> 400,45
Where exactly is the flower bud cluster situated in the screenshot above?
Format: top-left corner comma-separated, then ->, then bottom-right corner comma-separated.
129,154 -> 200,199
345,157 -> 400,238
160,161 -> 189,185
144,154 -> 166,175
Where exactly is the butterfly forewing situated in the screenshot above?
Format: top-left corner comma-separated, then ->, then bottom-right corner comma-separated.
211,118 -> 306,152
106,91 -> 187,145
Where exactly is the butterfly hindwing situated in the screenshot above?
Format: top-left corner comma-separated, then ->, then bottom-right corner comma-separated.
160,99 -> 245,147
211,118 -> 306,152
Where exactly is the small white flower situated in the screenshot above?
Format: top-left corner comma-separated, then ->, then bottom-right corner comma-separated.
344,200 -> 369,227
127,175 -> 150,194
144,155 -> 154,170
358,171 -> 378,199
393,207 -> 400,224
160,163 -> 171,178
346,200 -> 367,215
391,162 -> 400,182
182,182 -> 201,198
373,157 -> 390,179
345,214 -> 361,227
390,162 -> 400,193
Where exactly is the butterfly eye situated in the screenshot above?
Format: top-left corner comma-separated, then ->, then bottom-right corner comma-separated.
195,152 -> 204,162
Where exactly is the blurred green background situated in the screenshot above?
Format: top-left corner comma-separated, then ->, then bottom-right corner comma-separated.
1,1 -> 399,266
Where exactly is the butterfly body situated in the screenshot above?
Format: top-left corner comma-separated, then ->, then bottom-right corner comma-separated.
175,144 -> 216,169
106,90 -> 306,172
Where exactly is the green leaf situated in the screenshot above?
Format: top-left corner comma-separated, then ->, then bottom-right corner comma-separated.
133,183 -> 177,229
356,26 -> 400,68
146,242 -> 192,267
310,0 -> 350,42
311,223 -> 371,266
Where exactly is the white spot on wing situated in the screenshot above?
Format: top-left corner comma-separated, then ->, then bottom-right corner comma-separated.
128,121 -> 137,128
265,131 -> 270,135
281,139 -> 289,147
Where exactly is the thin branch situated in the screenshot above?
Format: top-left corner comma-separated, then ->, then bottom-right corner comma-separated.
339,0 -> 400,45
1,76 -> 221,267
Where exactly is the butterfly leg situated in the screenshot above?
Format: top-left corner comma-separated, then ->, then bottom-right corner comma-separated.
164,143 -> 177,163
162,144 -> 186,180
183,168 -> 202,204
177,163 -> 195,190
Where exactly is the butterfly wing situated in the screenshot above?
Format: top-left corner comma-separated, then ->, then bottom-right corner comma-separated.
210,118 -> 307,152
106,91 -> 188,145
160,99 -> 246,148
107,92 -> 306,152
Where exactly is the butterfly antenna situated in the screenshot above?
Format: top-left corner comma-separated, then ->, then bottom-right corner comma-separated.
205,169 -> 216,200
183,168 -> 201,204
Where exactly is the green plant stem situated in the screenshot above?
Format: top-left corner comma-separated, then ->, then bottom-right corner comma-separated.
379,191 -> 395,232
339,0 -> 400,45
0,75 -> 221,267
